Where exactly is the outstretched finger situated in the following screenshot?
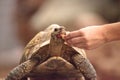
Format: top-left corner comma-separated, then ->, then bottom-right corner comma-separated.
65,30 -> 83,40
66,37 -> 86,45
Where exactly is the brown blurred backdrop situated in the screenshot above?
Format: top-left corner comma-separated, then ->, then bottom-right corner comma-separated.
0,0 -> 120,80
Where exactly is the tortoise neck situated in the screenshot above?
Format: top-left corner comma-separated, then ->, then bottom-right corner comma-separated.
49,38 -> 64,56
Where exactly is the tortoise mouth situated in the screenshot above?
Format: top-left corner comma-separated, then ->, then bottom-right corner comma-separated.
56,32 -> 66,39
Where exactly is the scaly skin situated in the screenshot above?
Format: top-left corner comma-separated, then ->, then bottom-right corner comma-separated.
5,59 -> 38,80
72,54 -> 97,80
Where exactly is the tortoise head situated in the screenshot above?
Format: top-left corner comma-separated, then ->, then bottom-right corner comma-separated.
49,25 -> 66,56
51,26 -> 66,43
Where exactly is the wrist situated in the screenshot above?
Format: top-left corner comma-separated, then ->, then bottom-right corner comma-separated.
102,22 -> 120,42
101,25 -> 110,43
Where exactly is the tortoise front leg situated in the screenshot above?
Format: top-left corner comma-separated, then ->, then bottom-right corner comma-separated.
72,54 -> 97,80
5,59 -> 38,80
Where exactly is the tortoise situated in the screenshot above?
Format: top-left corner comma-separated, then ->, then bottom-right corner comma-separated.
5,24 -> 97,80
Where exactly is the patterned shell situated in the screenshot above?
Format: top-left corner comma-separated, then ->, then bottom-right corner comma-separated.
20,24 -> 86,63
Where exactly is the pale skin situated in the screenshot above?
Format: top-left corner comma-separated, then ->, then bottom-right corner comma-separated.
65,22 -> 120,50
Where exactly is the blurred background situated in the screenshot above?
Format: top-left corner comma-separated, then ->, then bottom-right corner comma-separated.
0,0 -> 120,80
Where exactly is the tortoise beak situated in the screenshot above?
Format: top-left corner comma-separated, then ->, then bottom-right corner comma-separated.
60,32 -> 66,39
58,27 -> 66,39
61,27 -> 66,38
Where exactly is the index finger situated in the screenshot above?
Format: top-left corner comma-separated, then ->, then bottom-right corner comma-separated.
65,30 -> 83,40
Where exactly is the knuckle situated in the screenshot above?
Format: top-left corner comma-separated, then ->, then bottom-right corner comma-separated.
74,38 -> 80,43
82,37 -> 87,42
69,39 -> 74,43
78,30 -> 84,35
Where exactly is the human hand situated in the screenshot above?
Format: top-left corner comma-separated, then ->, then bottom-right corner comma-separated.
65,26 -> 107,50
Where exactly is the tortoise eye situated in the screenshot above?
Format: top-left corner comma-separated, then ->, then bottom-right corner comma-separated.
54,28 -> 58,32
